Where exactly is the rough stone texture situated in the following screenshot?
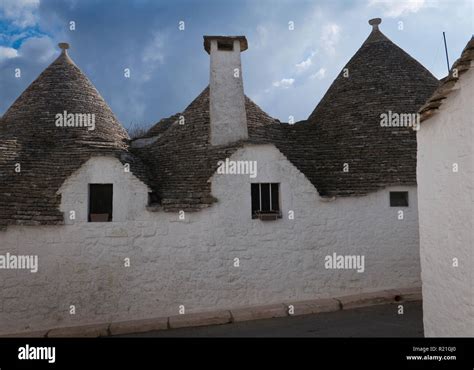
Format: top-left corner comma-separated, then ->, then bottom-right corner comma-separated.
109,317 -> 168,335
0,48 -> 151,229
0,23 -> 438,219
419,37 -> 474,122
141,113 -> 181,139
133,23 -> 439,211
231,304 -> 288,322
284,298 -> 341,316
417,43 -> 474,337
0,146 -> 421,334
0,24 -> 429,335
59,157 -> 151,223
337,290 -> 400,310
303,21 -> 439,197
208,37 -> 248,146
133,86 -> 276,212
0,289 -> 407,336
169,310 -> 231,329
47,323 -> 109,337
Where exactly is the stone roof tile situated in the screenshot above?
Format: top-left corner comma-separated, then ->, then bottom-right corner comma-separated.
0,45 -> 151,229
419,36 -> 474,122
134,20 -> 440,208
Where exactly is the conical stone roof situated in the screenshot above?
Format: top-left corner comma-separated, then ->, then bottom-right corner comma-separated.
309,18 -> 438,124
0,43 -> 149,229
299,18 -> 440,196
133,19 -> 441,209
0,23 -> 442,225
1,44 -> 129,145
133,86 -> 278,211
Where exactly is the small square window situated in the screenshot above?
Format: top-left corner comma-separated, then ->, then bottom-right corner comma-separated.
390,191 -> 408,207
89,184 -> 113,222
217,41 -> 233,51
251,183 -> 281,220
148,192 -> 160,206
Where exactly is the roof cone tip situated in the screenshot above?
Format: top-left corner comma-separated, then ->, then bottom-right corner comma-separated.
368,18 -> 382,30
58,42 -> 69,53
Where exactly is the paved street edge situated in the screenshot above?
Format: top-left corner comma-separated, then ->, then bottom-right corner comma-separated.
2,287 -> 421,337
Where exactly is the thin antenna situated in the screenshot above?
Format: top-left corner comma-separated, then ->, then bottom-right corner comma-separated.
442,32 -> 450,73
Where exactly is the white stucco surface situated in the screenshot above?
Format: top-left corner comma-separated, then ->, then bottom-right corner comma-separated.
209,39 -> 248,145
417,66 -> 474,337
0,148 -> 420,334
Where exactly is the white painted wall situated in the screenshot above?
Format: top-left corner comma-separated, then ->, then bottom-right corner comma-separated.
417,66 -> 474,337
0,148 -> 420,334
209,38 -> 248,146
60,156 -> 151,223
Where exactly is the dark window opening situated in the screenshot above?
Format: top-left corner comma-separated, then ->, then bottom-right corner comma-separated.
148,192 -> 160,206
390,191 -> 408,207
251,183 -> 281,220
217,41 -> 233,51
271,183 -> 279,211
261,183 -> 270,211
89,184 -> 113,222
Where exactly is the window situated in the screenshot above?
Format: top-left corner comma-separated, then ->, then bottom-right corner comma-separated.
251,183 -> 281,220
390,191 -> 408,207
148,192 -> 160,206
89,184 -> 113,222
217,41 -> 233,51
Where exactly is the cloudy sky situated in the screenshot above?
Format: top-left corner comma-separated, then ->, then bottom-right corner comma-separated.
0,0 -> 472,130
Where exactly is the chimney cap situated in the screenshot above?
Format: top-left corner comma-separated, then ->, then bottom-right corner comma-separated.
58,42 -> 70,53
368,18 -> 382,29
203,36 -> 248,54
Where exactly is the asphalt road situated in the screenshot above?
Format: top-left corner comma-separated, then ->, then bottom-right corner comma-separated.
121,301 -> 424,337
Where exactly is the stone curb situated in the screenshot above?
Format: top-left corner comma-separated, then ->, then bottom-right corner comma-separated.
47,323 -> 109,338
0,287 -> 421,337
1,330 -> 50,338
336,287 -> 422,310
336,289 -> 399,310
284,298 -> 341,316
231,303 -> 288,322
110,317 -> 169,336
169,310 -> 232,329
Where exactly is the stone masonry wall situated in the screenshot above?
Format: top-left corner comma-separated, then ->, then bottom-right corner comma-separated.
0,146 -> 420,334
417,67 -> 474,337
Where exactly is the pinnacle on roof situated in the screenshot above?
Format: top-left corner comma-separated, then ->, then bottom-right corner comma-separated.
364,17 -> 390,44
303,18 -> 439,195
0,42 -> 128,146
0,42 -> 144,229
58,42 -> 69,52
309,17 -> 438,123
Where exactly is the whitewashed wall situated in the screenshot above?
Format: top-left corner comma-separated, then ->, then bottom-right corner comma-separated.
417,67 -> 474,337
0,146 -> 420,334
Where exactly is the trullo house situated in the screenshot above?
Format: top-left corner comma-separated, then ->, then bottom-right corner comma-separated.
0,19 -> 438,335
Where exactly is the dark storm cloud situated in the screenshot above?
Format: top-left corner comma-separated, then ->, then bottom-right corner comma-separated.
1,0 -> 473,128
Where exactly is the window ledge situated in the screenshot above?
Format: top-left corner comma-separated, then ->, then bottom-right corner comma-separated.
89,213 -> 111,222
253,211 -> 282,221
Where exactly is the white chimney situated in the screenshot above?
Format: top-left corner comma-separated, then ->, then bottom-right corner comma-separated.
204,36 -> 248,146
